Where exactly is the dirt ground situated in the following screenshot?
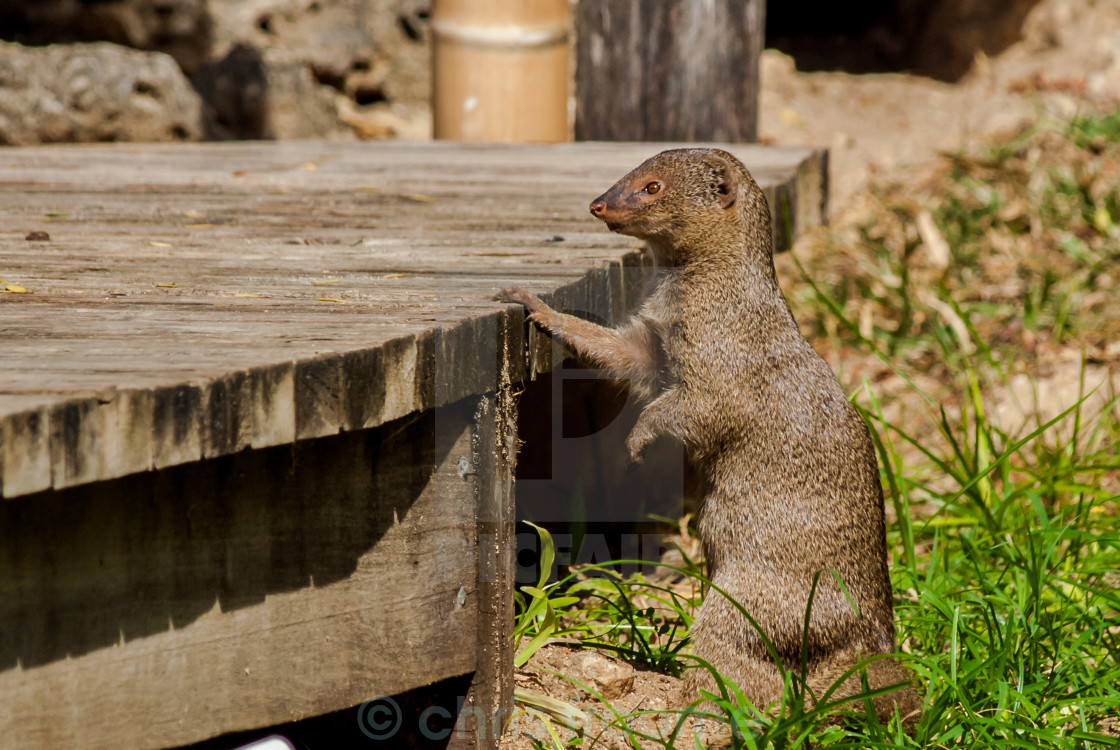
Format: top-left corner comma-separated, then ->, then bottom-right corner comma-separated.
499,1 -> 1120,747
759,0 -> 1120,445
759,0 -> 1120,205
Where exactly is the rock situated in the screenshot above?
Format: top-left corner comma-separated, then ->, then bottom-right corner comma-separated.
1087,31 -> 1120,100
0,0 -> 212,74
208,0 -> 370,82
568,650 -> 635,701
1020,0 -> 1072,51
192,44 -> 348,140
206,0 -> 430,105
832,131 -> 855,151
337,98 -> 431,140
0,42 -> 202,145
895,0 -> 1042,81
194,0 -> 431,140
0,0 -> 432,140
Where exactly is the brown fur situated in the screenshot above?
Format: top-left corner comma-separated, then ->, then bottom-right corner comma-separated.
496,148 -> 920,725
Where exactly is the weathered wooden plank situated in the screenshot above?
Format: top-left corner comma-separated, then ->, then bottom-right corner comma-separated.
0,405 -> 52,497
0,140 -> 819,749
97,388 -> 155,478
0,398 -> 493,750
151,382 -> 205,470
456,338 -> 518,749
247,363 -> 295,450
0,141 -> 825,499
205,371 -> 252,458
294,355 -> 344,441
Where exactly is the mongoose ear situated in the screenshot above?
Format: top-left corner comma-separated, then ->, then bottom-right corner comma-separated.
710,156 -> 737,210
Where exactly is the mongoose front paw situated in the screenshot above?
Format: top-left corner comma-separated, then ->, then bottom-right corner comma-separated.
496,286 -> 550,326
625,430 -> 649,466
494,285 -> 536,308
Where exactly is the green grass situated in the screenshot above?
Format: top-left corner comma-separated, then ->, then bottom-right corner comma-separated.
509,106 -> 1120,748
511,382 -> 1119,748
790,106 -> 1120,373
861,379 -> 1120,749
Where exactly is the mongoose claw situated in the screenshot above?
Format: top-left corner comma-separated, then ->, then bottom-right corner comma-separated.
496,286 -> 550,326
494,285 -> 534,307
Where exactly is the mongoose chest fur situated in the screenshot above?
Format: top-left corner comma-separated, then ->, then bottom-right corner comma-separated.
497,148 -> 919,722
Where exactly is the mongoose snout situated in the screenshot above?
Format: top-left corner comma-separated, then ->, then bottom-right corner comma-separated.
587,150 -> 741,245
499,148 -> 921,726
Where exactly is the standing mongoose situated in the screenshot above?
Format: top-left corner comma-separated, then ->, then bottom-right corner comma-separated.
496,148 -> 919,723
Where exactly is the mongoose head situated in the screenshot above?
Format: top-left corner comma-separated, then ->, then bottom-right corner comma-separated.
589,148 -> 745,248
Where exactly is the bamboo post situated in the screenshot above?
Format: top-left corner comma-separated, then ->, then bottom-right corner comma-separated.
431,0 -> 571,143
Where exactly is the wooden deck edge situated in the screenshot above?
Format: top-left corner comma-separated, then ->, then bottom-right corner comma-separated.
0,147 -> 827,501
0,394 -> 511,750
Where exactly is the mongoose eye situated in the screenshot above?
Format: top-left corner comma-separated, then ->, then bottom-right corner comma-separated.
644,182 -> 662,195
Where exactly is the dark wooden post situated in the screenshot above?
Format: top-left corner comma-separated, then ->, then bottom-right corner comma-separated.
574,0 -> 765,143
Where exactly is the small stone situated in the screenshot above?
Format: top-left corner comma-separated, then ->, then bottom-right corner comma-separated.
569,650 -> 635,700
0,41 -> 202,145
831,132 -> 855,151
25,231 -> 50,241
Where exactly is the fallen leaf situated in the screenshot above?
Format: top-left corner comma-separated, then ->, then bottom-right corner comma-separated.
317,297 -> 347,303
5,283 -> 31,293
183,210 -> 205,219
403,193 -> 435,203
382,273 -> 405,279
916,210 -> 950,270
234,293 -> 268,298
232,170 -> 248,177
921,291 -> 975,354
778,107 -> 802,127
44,212 -> 69,218
303,162 -> 317,171
312,279 -> 341,285
355,187 -> 382,193
154,283 -> 177,288
149,241 -> 171,247
25,231 -> 50,241
267,188 -> 289,195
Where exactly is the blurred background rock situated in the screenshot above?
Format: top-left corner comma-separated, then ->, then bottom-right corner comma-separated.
0,0 -> 431,144
0,0 -> 1117,170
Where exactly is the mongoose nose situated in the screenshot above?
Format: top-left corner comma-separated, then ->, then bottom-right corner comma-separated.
589,200 -> 606,217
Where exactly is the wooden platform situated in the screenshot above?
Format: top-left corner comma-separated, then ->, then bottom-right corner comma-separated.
0,140 -> 826,749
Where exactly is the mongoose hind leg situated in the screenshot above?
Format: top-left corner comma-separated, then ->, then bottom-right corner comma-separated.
682,592 -> 787,712
682,635 -> 786,714
684,639 -> 920,728
684,580 -> 920,726
805,653 -> 923,728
